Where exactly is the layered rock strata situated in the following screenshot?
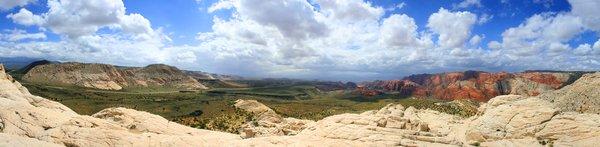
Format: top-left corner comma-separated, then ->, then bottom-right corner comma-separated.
361,71 -> 584,101
22,62 -> 207,90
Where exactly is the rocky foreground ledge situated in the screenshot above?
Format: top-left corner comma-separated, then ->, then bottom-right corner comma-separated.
1,64 -> 599,147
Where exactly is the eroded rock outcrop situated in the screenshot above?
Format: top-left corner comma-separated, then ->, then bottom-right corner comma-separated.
233,99 -> 314,138
298,104 -> 468,146
466,72 -> 600,146
22,62 -> 207,90
466,95 -> 600,146
537,72 -> 600,113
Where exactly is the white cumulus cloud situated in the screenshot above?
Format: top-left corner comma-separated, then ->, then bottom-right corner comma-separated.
427,8 -> 477,49
1,29 -> 46,42
6,8 -> 44,26
8,0 -> 165,40
380,14 -> 430,49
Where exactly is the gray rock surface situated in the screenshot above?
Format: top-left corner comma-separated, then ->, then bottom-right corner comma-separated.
234,99 -> 314,138
538,72 -> 600,113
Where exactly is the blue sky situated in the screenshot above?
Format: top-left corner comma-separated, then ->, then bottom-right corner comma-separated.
1,0 -> 577,45
120,0 -> 574,45
123,0 -> 223,45
0,0 -> 598,81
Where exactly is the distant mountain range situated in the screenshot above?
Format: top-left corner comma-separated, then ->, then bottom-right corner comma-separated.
7,60 -> 248,91
22,62 -> 208,90
0,56 -> 43,70
4,58 -> 597,102
358,70 -> 596,101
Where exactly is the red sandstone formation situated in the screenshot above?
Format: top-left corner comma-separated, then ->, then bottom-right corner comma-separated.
516,72 -> 569,89
360,71 -> 580,101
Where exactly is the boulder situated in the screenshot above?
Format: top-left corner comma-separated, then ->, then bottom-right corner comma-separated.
234,99 -> 314,138
298,103 -> 466,146
466,97 -> 558,141
466,79 -> 600,146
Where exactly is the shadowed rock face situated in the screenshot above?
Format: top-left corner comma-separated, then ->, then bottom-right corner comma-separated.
361,71 -> 580,101
22,62 -> 207,90
15,60 -> 56,74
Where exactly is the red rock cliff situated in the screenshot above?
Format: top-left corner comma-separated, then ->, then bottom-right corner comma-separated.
360,71 -> 579,101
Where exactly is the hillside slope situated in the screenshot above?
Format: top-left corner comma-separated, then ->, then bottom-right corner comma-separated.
184,70 -> 247,88
537,72 -> 600,113
22,62 -> 207,90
